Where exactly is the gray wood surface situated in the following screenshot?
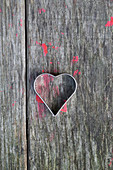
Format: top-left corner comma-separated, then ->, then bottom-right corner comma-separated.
0,0 -> 113,169
0,0 -> 27,169
27,0 -> 113,169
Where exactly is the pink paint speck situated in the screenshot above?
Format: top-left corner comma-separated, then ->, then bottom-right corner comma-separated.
12,101 -> 16,107
20,23 -> 22,27
71,56 -> 78,64
78,72 -> 81,74
36,42 -> 48,56
36,41 -> 40,45
52,46 -> 55,48
42,69 -> 44,73
50,62 -> 52,64
36,95 -> 44,103
48,42 -> 52,45
16,34 -> 18,37
42,8 -> 46,13
55,47 -> 59,50
108,158 -> 113,166
61,32 -> 64,35
38,9 -> 42,14
20,19 -> 22,22
38,8 -> 46,14
105,17 -> 113,27
0,91 -> 3,92
61,103 -> 67,113
64,3 -> 67,8
73,69 -> 78,77
41,43 -> 48,56
0,9 -> 2,13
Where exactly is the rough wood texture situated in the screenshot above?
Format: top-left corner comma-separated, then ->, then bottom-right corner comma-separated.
0,0 -> 113,169
27,0 -> 113,169
0,0 -> 27,169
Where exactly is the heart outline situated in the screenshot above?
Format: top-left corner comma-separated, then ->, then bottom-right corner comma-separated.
34,73 -> 77,117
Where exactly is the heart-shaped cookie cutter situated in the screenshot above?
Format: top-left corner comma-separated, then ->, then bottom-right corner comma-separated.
34,73 -> 77,117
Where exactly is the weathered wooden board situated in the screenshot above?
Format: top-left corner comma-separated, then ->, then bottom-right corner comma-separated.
0,0 -> 27,169
27,0 -> 113,169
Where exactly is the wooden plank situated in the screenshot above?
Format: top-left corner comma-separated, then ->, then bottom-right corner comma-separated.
0,0 -> 27,169
27,0 -> 113,169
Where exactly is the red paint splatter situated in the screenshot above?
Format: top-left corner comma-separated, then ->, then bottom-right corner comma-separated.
12,101 -> 16,107
61,103 -> 67,113
50,62 -> 52,64
42,69 -> 44,73
71,56 -> 78,64
52,46 -> 55,48
73,69 -> 78,76
36,95 -> 44,103
41,44 -> 48,56
55,47 -> 59,50
61,32 -> 64,35
108,158 -> 113,166
78,72 -> 81,74
38,8 -> 46,14
105,17 -> 113,27
38,9 -> 42,14
48,42 -> 52,45
36,41 -> 40,45
42,8 -> 46,13
64,3 -> 67,8
0,9 -> 2,13
16,34 -> 18,37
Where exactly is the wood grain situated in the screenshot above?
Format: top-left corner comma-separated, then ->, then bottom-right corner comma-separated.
27,0 -> 113,169
0,0 -> 113,169
0,0 -> 27,169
